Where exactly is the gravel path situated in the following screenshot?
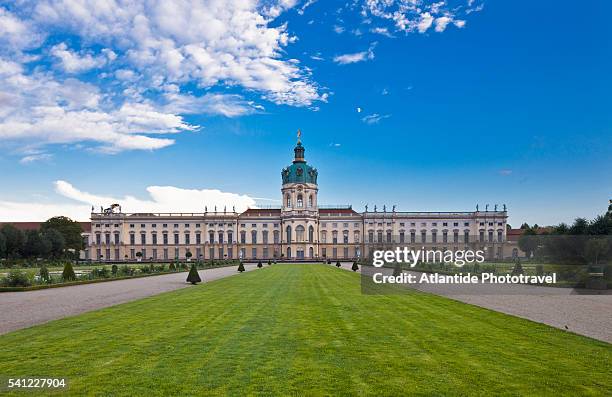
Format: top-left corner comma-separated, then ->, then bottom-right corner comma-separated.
341,263 -> 612,343
0,265 -> 256,335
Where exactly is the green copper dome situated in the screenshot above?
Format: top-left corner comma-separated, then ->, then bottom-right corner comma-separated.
281,141 -> 318,185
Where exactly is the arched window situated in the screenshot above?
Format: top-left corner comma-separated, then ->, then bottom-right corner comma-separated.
297,194 -> 303,208
286,225 -> 292,242
273,230 -> 280,244
309,247 -> 314,258
354,231 -> 360,243
286,247 -> 291,258
343,230 -> 349,244
218,231 -> 224,244
308,225 -> 314,242
251,230 -> 257,244
286,194 -> 291,208
296,225 -> 305,242
308,195 -> 313,207
321,230 -> 327,243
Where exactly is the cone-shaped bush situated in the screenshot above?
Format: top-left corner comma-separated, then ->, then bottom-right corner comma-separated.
268,260 -> 272,266
238,262 -> 245,272
186,263 -> 201,285
327,259 -> 331,264
336,261 -> 341,268
111,264 -> 118,275
393,262 -> 402,277
39,265 -> 50,282
257,261 -> 263,268
169,262 -> 176,271
351,262 -> 359,272
62,262 -> 76,281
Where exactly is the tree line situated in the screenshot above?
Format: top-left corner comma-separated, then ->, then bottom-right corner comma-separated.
0,216 -> 84,260
519,203 -> 612,265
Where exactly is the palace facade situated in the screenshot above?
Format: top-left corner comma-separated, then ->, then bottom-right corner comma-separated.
84,138 -> 510,262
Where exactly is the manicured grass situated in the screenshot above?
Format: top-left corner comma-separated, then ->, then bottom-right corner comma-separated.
1,265 -> 610,396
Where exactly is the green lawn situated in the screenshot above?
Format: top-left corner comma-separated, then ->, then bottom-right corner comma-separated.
1,265 -> 610,396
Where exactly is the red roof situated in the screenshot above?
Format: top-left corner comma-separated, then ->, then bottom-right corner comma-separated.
507,227 -> 551,241
240,208 -> 281,217
0,222 -> 91,233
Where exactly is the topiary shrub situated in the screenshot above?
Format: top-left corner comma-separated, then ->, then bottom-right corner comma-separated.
111,264 -> 118,275
62,262 -> 76,281
169,262 -> 176,271
511,260 -> 524,276
327,259 -> 331,265
351,262 -> 359,272
268,260 -> 272,266
238,262 -> 245,273
39,265 -> 50,282
336,261 -> 341,268
186,263 -> 201,285
392,262 -> 402,277
257,261 -> 263,268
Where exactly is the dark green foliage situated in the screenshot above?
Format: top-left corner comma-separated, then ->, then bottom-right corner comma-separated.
140,265 -> 150,274
1,224 -> 25,258
0,231 -> 5,257
351,262 -> 359,272
186,263 -> 201,284
136,251 -> 143,259
62,262 -> 76,281
336,261 -> 341,268
111,264 -> 118,275
43,228 -> 65,258
22,230 -> 52,258
604,265 -> 612,281
150,263 -> 155,272
119,265 -> 131,276
41,216 -> 84,251
238,262 -> 245,272
518,229 -> 538,258
327,259 -> 331,264
392,262 -> 402,277
186,251 -> 193,259
473,262 -> 480,273
536,264 -> 544,276
169,262 -> 176,271
511,260 -> 524,276
1,269 -> 33,287
268,260 -> 272,265
257,261 -> 263,268
39,265 -> 50,282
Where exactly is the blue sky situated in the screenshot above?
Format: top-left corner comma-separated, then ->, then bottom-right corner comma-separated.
0,0 -> 610,226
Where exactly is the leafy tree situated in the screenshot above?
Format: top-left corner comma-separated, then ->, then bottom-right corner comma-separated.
569,218 -> 589,235
1,224 -> 25,258
257,261 -> 263,268
520,223 -> 530,230
43,228 -> 65,257
186,251 -> 193,260
22,230 -> 52,258
39,265 -> 50,282
0,232 -> 6,258
585,238 -> 609,265
136,251 -> 143,261
2,269 -> 32,287
336,261 -> 341,268
62,262 -> 76,281
351,262 -> 359,272
41,217 -> 84,251
518,229 -> 538,258
186,263 -> 201,284
237,262 -> 245,272
589,215 -> 612,235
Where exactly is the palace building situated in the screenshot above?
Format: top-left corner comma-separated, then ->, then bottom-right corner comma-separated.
84,137 -> 510,262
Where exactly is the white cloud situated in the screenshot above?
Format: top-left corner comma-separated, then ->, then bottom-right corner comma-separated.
0,1 -> 329,156
19,153 -> 52,164
362,0 -> 479,34
361,113 -> 391,124
0,180 -> 259,221
333,43 -> 376,65
50,42 -> 112,73
333,25 -> 345,34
